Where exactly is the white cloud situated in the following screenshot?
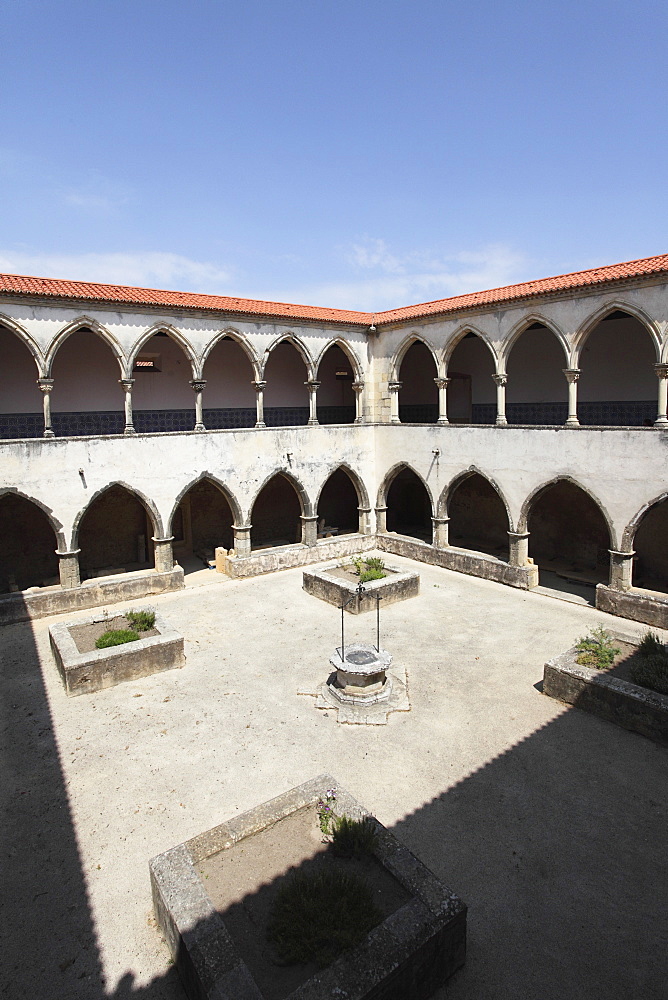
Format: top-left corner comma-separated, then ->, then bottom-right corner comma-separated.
0,251 -> 236,294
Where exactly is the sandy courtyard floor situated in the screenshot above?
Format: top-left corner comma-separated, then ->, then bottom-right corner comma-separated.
2,553 -> 667,1000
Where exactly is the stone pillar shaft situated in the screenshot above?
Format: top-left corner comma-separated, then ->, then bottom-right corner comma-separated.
654,363 -> 668,427
608,549 -> 635,591
375,505 -> 388,533
306,381 -> 320,426
120,378 -> 136,435
56,548 -> 81,589
507,531 -> 530,567
563,369 -> 580,427
37,378 -> 55,438
152,536 -> 175,573
492,374 -> 508,426
432,516 -> 450,547
190,380 -> 207,432
388,382 -> 402,424
352,381 -> 365,423
300,514 -> 319,546
233,524 -> 252,558
434,378 -> 450,425
253,381 -> 267,428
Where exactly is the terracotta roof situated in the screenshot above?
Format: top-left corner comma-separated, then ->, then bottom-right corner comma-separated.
0,252 -> 667,327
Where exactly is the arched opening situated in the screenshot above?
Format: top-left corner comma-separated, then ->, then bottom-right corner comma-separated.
578,311 -> 657,425
51,329 -> 125,435
398,342 -> 438,423
172,479 -> 235,570
386,468 -> 432,541
506,323 -> 568,425
446,333 -> 496,424
251,474 -> 302,549
0,326 -> 43,439
631,500 -> 668,593
0,495 -> 59,592
448,474 -> 509,558
263,342 -> 310,427
132,332 -> 196,432
527,481 -> 611,599
316,344 -> 356,424
317,468 -> 360,536
202,337 -> 256,429
77,485 -> 155,579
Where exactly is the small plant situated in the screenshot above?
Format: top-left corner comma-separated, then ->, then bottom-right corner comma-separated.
317,788 -> 337,836
575,626 -> 620,669
126,609 -> 156,632
351,556 -> 386,584
365,556 -> 385,573
95,629 -> 140,649
267,868 -> 382,967
331,815 -> 379,859
630,654 -> 668,696
638,630 -> 666,658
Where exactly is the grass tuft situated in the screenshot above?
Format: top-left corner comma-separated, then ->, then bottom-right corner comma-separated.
331,815 -> 379,859
125,610 -> 156,632
575,626 -> 620,669
95,629 -> 141,649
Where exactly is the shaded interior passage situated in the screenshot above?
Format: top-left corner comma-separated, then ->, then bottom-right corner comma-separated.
386,468 -> 432,541
202,337 -> 256,429
448,474 -> 509,558
51,329 -> 125,435
263,342 -> 309,426
316,344 -> 356,424
132,332 -> 195,433
317,468 -> 360,536
77,485 -> 155,578
398,342 -> 438,423
447,333 -> 496,424
528,481 -> 610,588
632,499 -> 668,593
0,327 -> 43,439
505,324 -> 568,425
173,479 -> 235,567
251,475 -> 302,548
0,495 -> 59,592
578,312 -> 657,425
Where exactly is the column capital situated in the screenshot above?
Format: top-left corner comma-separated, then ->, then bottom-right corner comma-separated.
374,505 -> 388,513
431,516 -> 450,525
37,378 -> 54,393
299,514 -> 319,523
55,548 -> 81,557
434,377 -> 450,389
119,378 -> 135,391
189,379 -> 207,393
388,381 -> 402,392
305,380 -> 321,390
654,363 -> 668,379
562,368 -> 581,383
507,530 -> 530,540
152,535 -> 175,544
492,373 -> 508,387
608,548 -> 635,558
253,380 -> 267,391
351,380 -> 365,392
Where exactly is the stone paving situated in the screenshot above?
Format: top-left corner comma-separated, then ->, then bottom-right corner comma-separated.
3,554 -> 667,1000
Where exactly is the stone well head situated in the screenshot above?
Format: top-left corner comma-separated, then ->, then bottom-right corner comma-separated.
328,643 -> 393,705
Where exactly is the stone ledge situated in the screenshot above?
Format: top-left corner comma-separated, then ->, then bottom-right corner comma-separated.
596,584 -> 668,629
150,774 -> 466,1000
377,534 -> 538,590
543,631 -> 668,744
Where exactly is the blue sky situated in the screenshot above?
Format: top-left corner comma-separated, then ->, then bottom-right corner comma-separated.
1,0 -> 666,310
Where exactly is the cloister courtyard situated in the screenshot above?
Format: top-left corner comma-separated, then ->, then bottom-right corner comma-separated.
3,552 -> 666,1000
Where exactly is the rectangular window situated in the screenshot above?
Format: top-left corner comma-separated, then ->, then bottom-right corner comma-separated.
133,354 -> 161,373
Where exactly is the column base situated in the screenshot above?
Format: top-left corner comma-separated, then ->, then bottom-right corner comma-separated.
495,416 -> 508,427
437,417 -> 449,425
255,421 -> 266,429
654,416 -> 668,428
194,423 -> 206,433
124,425 -> 136,436
43,429 -> 55,438
564,417 -> 580,428
307,418 -> 319,426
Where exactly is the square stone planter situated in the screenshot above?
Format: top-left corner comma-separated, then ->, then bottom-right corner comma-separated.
150,774 -> 466,1000
303,562 -> 419,614
49,606 -> 185,696
543,629 -> 668,744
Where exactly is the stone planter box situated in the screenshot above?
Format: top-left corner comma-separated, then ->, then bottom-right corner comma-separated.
543,629 -> 668,744
150,774 -> 466,1000
49,606 -> 185,696
303,561 -> 419,614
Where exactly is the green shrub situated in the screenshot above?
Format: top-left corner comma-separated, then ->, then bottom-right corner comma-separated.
630,654 -> 668,696
95,629 -> 141,649
359,567 -> 385,583
267,868 -> 381,967
331,815 -> 379,859
126,609 -> 156,632
351,556 -> 386,583
638,630 -> 666,658
575,626 -> 620,669
365,556 -> 385,573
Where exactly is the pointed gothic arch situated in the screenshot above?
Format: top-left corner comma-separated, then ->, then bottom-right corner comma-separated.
623,492 -> 668,594
168,474 -> 241,565
441,468 -> 511,559
73,482 -> 162,578
315,465 -> 368,536
444,326 -> 499,424
250,470 -> 310,549
380,463 -> 433,541
0,490 -> 62,592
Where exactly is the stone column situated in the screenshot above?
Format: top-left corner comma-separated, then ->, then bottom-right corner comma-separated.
352,381 -> 365,423
300,514 -> 319,546
434,378 -> 450,425
233,524 -> 252,558
375,505 -> 388,533
654,363 -> 668,427
508,531 -> 530,566
56,548 -> 80,589
189,380 -> 207,432
563,369 -> 581,427
432,516 -> 450,547
492,374 -> 508,426
37,378 -> 55,438
152,536 -> 175,573
608,549 -> 635,591
305,381 -> 320,426
388,381 -> 402,423
119,378 -> 136,435
253,380 -> 267,428
357,505 -> 373,534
